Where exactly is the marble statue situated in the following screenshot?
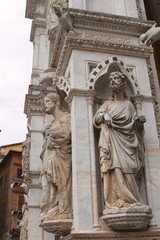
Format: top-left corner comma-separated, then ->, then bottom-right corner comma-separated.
52,5 -> 76,34
93,71 -> 146,214
50,0 -> 68,9
22,135 -> 30,172
19,195 -> 28,240
139,23 -> 160,46
40,92 -> 72,220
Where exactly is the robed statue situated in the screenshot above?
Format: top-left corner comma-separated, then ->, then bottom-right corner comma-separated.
40,92 -> 72,220
93,71 -> 146,214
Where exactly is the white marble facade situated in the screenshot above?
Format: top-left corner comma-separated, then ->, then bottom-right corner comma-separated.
24,0 -> 160,239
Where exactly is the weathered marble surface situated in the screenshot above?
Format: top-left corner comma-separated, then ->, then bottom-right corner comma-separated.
139,23 -> 160,46
40,92 -> 72,222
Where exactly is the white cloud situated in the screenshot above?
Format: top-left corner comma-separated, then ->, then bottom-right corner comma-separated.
0,0 -> 33,146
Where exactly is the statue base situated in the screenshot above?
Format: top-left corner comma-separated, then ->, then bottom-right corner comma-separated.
40,219 -> 72,236
63,228 -> 160,240
101,205 -> 152,231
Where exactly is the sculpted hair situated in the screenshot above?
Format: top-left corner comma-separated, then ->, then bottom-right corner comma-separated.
109,71 -> 128,100
45,92 -> 61,109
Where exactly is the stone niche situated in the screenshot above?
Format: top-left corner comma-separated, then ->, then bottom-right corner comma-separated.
91,57 -> 153,231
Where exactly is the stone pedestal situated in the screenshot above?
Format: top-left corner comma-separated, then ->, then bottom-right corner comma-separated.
40,219 -> 72,236
63,229 -> 160,240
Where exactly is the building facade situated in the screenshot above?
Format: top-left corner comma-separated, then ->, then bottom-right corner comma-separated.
24,0 -> 160,239
0,144 -> 24,240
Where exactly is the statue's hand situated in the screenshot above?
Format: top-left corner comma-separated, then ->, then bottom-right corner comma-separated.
103,113 -> 112,126
95,112 -> 104,124
137,115 -> 146,123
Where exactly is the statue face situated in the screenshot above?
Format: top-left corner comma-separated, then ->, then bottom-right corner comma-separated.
109,72 -> 125,91
44,96 -> 55,114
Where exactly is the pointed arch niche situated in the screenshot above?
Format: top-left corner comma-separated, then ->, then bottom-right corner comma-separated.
88,56 -> 140,103
88,57 -> 147,212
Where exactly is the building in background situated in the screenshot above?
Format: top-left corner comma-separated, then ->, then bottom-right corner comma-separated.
0,143 -> 24,240
24,0 -> 160,239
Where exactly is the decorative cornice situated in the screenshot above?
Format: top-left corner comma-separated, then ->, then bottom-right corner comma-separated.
49,9 -> 154,75
24,92 -> 45,117
66,8 -> 154,34
50,33 -> 153,76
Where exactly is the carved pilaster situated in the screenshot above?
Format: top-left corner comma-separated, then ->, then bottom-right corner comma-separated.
146,57 -> 160,139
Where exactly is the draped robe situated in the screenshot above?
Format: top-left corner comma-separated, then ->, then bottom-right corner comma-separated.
93,99 -> 144,209
41,112 -> 72,215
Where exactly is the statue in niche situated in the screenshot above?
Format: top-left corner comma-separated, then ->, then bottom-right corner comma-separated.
93,71 -> 147,214
40,92 -> 72,221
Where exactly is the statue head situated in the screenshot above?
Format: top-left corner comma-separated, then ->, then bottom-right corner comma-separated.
44,92 -> 61,114
109,71 -> 126,90
109,71 -> 127,99
53,5 -> 62,17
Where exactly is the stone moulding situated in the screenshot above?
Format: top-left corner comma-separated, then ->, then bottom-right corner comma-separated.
40,219 -> 72,236
25,0 -> 36,19
30,18 -> 46,42
66,8 -> 154,32
61,229 -> 160,240
24,93 -> 45,118
50,33 -> 153,76
136,0 -> 144,20
49,9 -> 155,75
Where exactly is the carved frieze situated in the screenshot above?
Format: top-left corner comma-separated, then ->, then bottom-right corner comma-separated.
53,34 -> 153,76
24,92 -> 45,118
49,9 -> 154,75
66,8 -> 154,35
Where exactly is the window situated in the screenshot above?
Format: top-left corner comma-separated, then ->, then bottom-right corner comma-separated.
17,168 -> 22,178
18,195 -> 24,210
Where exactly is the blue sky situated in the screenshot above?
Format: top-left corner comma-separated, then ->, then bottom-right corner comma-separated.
0,0 -> 33,146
